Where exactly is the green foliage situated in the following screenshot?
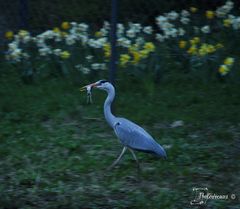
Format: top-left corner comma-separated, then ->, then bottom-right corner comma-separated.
0,68 -> 239,208
1,1 -> 240,207
4,1 -> 240,85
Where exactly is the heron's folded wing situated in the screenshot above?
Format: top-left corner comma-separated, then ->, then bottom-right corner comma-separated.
114,118 -> 165,156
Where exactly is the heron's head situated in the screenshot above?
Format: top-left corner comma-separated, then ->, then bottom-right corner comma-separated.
80,80 -> 113,92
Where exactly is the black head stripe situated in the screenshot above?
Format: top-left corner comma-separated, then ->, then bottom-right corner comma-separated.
99,80 -> 107,84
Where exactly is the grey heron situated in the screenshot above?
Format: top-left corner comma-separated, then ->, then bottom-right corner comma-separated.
81,80 -> 167,169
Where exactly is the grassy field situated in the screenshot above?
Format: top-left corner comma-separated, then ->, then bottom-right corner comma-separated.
0,68 -> 240,208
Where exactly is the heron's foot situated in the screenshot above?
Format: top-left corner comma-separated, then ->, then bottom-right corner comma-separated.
106,146 -> 127,170
107,161 -> 118,170
129,149 -> 142,171
136,162 -> 142,171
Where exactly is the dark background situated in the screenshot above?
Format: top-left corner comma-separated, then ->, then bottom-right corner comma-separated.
1,0 -> 239,33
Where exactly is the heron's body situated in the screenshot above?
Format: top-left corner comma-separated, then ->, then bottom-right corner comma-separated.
114,117 -> 166,157
82,80 -> 166,169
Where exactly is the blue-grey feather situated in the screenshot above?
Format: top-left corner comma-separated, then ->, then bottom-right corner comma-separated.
114,118 -> 167,158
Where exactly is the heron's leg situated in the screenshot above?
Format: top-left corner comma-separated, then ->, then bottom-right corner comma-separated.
129,149 -> 141,169
108,146 -> 127,170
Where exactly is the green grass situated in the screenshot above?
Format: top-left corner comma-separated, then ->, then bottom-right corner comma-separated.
0,69 -> 240,208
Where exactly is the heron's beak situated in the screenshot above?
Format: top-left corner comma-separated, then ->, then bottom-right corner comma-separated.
80,82 -> 97,92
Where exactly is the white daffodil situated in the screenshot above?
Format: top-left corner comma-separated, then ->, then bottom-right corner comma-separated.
103,21 -> 110,30
232,17 -> 240,30
36,38 -> 46,48
91,63 -> 101,70
156,16 -> 168,25
136,37 -> 144,45
216,1 -> 234,18
53,49 -> 62,56
194,26 -> 200,34
178,28 -> 185,36
100,28 -> 108,36
81,67 -> 90,74
126,29 -> 136,38
8,42 -> 18,51
117,37 -> 131,48
156,33 -> 165,42
75,65 -> 91,74
65,35 -> 76,45
201,25 -> 211,33
39,47 -> 52,56
21,35 -> 31,44
71,22 -> 77,27
180,17 -> 190,24
8,48 -> 22,62
181,10 -> 190,17
143,26 -> 153,34
86,55 -> 93,61
165,28 -> 178,38
99,63 -> 107,70
117,23 -> 125,35
88,38 -> 106,49
79,35 -> 88,45
166,11 -> 179,20
129,23 -> 142,33
78,23 -> 89,32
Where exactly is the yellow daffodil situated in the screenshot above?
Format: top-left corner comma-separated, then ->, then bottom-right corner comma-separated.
103,43 -> 111,58
187,45 -> 197,55
218,65 -> 229,76
206,45 -> 216,53
144,42 -> 155,52
223,19 -> 231,27
95,31 -> 103,37
206,10 -> 215,19
128,44 -> 139,54
60,51 -> 70,59
190,37 -> 200,45
193,37 -> 200,44
61,32 -> 68,37
120,54 -> 130,67
18,30 -> 28,38
179,40 -> 187,49
190,7 -> 198,13
224,57 -> 234,66
61,21 -> 70,30
132,51 -> 141,64
53,27 -> 61,33
5,31 -> 14,40
198,45 -> 208,56
140,49 -> 149,58
216,43 -> 224,49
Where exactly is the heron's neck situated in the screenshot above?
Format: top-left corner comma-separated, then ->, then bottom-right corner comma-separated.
104,85 -> 116,128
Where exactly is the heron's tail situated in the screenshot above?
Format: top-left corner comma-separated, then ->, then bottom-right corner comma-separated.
155,144 -> 167,159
